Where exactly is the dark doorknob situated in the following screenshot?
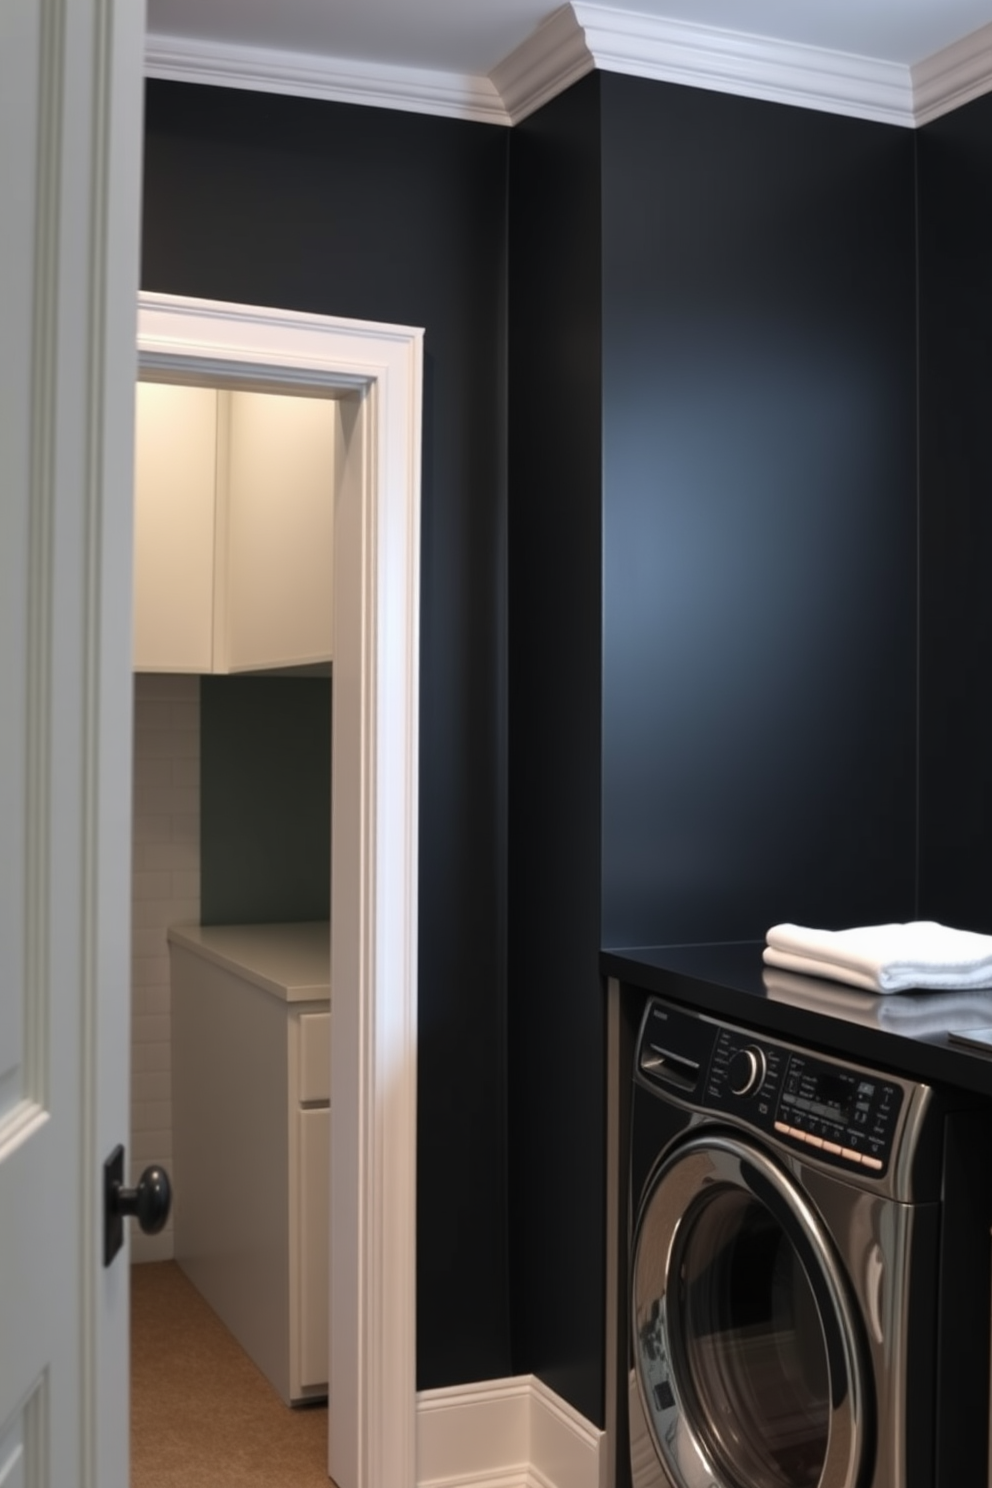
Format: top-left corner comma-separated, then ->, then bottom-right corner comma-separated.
103,1144 -> 173,1266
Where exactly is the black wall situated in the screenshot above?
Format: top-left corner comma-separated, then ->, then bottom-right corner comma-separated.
600,77 -> 919,945
142,80 -> 512,1389
508,74 -> 919,1427
146,67 -> 992,1434
507,74 -> 605,1422
918,93 -> 992,930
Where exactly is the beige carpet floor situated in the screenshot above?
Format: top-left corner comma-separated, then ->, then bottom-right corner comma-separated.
131,1261 -> 335,1488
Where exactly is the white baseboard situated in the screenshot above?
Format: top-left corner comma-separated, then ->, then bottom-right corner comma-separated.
417,1375 -> 606,1488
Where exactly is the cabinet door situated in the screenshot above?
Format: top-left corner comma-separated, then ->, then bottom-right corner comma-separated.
224,390 -> 335,672
133,382 -> 218,672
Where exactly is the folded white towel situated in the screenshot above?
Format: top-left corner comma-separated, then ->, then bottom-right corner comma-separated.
763,966 -> 992,1033
764,921 -> 992,994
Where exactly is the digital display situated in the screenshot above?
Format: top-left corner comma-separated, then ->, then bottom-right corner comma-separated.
781,1068 -> 875,1127
812,1072 -> 854,1121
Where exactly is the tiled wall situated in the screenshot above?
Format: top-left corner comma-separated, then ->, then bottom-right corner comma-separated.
130,673 -> 200,1262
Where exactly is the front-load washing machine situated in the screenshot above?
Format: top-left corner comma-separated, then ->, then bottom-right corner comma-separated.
627,994 -> 992,1488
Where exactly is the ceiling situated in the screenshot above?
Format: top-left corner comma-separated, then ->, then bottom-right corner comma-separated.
147,0 -> 992,74
144,0 -> 992,127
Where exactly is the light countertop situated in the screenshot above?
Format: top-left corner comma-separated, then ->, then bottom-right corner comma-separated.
167,921 -> 330,1003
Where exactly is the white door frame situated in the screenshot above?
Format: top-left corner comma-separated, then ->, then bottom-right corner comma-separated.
136,291 -> 422,1488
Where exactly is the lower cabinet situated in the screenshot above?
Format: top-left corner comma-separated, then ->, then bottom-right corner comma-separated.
168,921 -> 331,1405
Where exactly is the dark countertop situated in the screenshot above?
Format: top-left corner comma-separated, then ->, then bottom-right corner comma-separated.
602,940 -> 992,1100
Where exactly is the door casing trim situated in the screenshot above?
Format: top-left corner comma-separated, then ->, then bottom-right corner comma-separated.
137,290 -> 423,1488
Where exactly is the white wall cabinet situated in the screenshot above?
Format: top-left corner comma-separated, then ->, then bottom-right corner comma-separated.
134,383 -> 335,674
133,383 -> 218,673
168,921 -> 331,1405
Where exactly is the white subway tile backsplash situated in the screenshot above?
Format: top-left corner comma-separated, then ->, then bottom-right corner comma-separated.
131,898 -> 172,929
138,1072 -> 172,1103
132,927 -> 168,960
130,673 -> 200,1266
133,870 -> 175,901
133,814 -> 172,843
135,700 -> 174,731
133,757 -> 175,791
133,673 -> 198,701
134,839 -> 198,873
131,1129 -> 173,1160
131,1099 -> 172,1133
171,813 -> 200,844
132,1041 -> 171,1074
138,729 -> 188,759
172,757 -> 200,790
137,986 -> 171,1017
133,1014 -> 171,1045
169,900 -> 201,925
169,701 -> 199,732
132,954 -> 171,987
170,729 -> 200,759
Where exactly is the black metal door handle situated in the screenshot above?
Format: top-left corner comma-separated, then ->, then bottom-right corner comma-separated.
103,1144 -> 173,1266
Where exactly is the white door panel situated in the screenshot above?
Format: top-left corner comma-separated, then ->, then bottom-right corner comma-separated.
0,2 -> 146,1484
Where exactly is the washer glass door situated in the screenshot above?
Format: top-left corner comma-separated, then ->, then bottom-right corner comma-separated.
631,1131 -> 866,1488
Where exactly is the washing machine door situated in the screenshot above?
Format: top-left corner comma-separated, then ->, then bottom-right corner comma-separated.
631,1130 -> 868,1488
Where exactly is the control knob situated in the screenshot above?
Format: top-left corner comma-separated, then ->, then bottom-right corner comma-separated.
727,1045 -> 766,1098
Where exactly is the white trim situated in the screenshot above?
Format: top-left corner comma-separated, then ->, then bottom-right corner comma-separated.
575,4 -> 914,126
416,1375 -> 606,1488
136,291 -> 422,1488
144,31 -> 510,124
913,20 -> 992,126
498,2 -> 914,126
490,6 -> 596,125
145,4 -> 992,131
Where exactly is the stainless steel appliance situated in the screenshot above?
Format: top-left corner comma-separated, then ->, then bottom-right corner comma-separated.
627,995 -> 992,1488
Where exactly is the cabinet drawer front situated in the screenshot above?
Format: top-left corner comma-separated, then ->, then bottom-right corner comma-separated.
299,1011 -> 331,1104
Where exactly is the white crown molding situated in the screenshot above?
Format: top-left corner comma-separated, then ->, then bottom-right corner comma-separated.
498,2 -> 915,126
416,1375 -> 605,1488
144,31 -> 511,124
913,20 -> 992,127
145,4 -> 992,132
490,6 -> 596,124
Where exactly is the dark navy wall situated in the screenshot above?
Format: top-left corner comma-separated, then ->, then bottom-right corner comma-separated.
142,80 -> 512,1389
508,74 -> 919,1429
600,76 -> 920,945
918,94 -> 992,931
507,73 -> 605,1423
146,69 -> 959,1429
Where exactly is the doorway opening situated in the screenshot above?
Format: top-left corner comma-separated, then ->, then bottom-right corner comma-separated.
131,292 -> 423,1488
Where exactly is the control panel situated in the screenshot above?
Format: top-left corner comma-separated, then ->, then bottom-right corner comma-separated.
636,998 -> 910,1179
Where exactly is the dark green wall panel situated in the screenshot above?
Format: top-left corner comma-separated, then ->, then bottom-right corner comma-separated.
200,675 -> 331,925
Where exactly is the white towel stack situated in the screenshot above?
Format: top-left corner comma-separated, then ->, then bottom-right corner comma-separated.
763,921 -> 992,994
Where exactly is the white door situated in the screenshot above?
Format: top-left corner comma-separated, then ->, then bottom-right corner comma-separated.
0,3 -> 146,1484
